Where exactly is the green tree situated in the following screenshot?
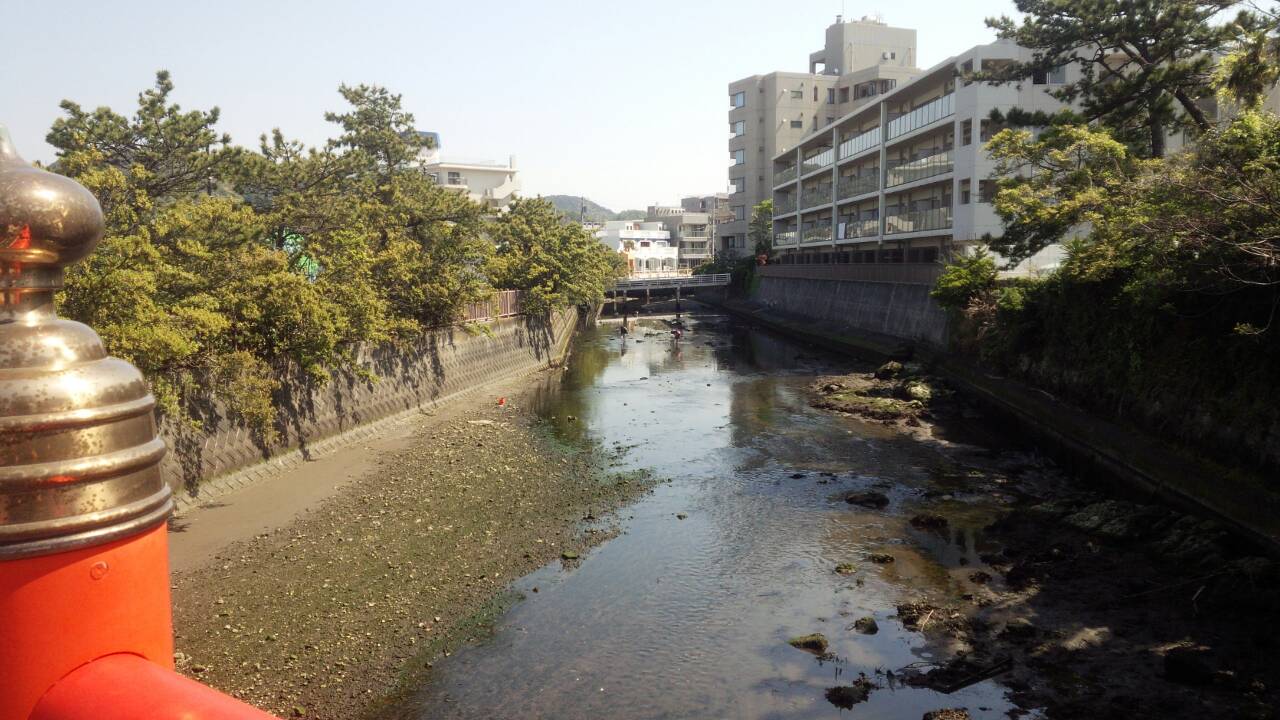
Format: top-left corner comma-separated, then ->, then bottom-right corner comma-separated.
488,198 -> 626,314
749,199 -> 774,257
984,0 -> 1245,157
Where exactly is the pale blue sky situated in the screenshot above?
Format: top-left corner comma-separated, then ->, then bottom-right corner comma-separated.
4,0 -> 1014,211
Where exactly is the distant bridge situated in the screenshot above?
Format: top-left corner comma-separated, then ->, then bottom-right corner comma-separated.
611,273 -> 730,293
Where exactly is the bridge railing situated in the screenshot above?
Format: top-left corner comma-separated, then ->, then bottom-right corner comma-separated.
613,273 -> 731,291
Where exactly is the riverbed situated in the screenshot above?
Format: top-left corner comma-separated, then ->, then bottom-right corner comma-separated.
411,312 -> 1035,719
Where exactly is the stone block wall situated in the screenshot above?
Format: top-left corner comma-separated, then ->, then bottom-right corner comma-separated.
161,309 -> 578,496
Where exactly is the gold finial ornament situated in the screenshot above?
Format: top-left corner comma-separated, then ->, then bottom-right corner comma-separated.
0,126 -> 171,559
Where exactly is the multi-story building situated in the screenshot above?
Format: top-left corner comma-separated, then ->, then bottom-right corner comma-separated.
770,39 -> 1078,274
681,194 -> 735,257
416,131 -> 521,211
595,221 -> 680,277
723,16 -> 921,255
646,205 -> 715,269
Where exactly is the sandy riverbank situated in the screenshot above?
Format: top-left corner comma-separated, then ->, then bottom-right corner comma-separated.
170,370 -> 653,720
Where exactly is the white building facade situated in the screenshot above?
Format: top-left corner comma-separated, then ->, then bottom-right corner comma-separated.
771,39 -> 1079,275
416,132 -> 521,211
595,221 -> 680,278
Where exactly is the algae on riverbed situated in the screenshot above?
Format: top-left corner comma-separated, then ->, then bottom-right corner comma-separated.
171,392 -> 653,720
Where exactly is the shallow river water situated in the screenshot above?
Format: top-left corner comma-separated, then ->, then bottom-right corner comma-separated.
414,312 -> 1034,719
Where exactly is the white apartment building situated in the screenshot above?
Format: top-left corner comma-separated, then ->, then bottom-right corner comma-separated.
771,39 -> 1079,274
595,221 -> 680,277
416,131 -> 521,211
646,206 -> 714,270
724,16 -> 921,257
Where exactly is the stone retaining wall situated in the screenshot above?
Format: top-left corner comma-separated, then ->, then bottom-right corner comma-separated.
162,309 -> 578,501
752,272 -> 948,347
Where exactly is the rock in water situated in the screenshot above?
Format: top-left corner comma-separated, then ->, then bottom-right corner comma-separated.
852,616 -> 879,634
874,361 -> 904,380
787,633 -> 829,654
910,513 -> 948,530
845,491 -> 890,509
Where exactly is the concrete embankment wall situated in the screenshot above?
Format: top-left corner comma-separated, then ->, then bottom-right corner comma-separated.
721,270 -> 1280,553
753,268 -> 948,347
163,308 -> 578,506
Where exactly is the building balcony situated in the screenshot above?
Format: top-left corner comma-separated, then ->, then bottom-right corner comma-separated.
801,226 -> 833,243
801,147 -> 835,175
800,185 -> 833,210
775,230 -> 799,246
840,218 -> 880,239
775,196 -> 797,215
838,127 -> 881,160
837,174 -> 879,200
884,206 -> 953,235
775,165 -> 798,186
885,149 -> 953,188
886,92 -> 955,141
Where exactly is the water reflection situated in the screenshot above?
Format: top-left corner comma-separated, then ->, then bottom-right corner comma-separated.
415,313 -> 1023,720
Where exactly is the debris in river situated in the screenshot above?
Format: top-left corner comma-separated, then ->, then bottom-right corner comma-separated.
866,553 -> 895,564
825,675 -> 878,708
922,709 -> 971,720
835,563 -> 857,576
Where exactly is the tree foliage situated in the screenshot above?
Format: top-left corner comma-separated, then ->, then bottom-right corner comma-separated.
46,72 -> 618,439
936,111 -> 1280,471
749,199 -> 774,257
488,197 -> 626,315
983,0 -> 1246,157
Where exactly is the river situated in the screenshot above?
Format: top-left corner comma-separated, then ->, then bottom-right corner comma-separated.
412,310 -> 1037,719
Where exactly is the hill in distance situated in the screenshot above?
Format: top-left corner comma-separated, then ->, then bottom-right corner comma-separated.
544,195 -> 645,223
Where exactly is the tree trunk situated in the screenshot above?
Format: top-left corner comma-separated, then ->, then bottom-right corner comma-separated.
1148,97 -> 1167,159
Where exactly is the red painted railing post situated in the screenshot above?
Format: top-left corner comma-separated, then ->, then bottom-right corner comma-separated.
0,127 -> 281,719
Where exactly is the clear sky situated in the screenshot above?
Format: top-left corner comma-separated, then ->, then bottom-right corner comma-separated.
4,0 -> 1014,212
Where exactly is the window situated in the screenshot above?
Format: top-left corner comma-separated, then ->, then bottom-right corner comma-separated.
827,89 -> 836,104
790,119 -> 804,129
1048,65 -> 1067,84
826,117 -> 835,126
731,120 -> 745,136
730,149 -> 745,165
960,178 -> 971,205
791,90 -> 804,99
730,176 -> 745,194
732,205 -> 746,221
961,60 -> 974,86
839,87 -> 850,103
1032,69 -> 1047,85
447,171 -> 462,185
961,119 -> 972,146
730,91 -> 746,108
979,180 -> 997,203
813,86 -> 819,101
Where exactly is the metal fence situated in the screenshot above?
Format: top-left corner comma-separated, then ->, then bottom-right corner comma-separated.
460,290 -> 522,322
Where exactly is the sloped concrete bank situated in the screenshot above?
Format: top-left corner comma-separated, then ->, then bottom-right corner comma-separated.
164,308 -> 580,511
712,297 -> 1280,554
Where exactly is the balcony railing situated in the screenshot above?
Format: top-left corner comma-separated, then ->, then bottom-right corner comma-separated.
839,218 -> 880,239
838,127 -> 881,160
800,184 -> 833,210
801,147 -> 835,175
775,165 -> 798,186
885,149 -> 954,188
775,195 -> 797,215
802,225 -> 833,243
837,173 -> 879,200
775,230 -> 799,246
886,92 -> 955,140
884,206 -> 953,235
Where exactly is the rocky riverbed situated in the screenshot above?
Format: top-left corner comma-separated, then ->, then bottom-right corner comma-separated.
808,362 -> 1280,719
171,388 -> 654,720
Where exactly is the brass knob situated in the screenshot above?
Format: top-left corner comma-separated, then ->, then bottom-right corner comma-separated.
0,126 -> 171,559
